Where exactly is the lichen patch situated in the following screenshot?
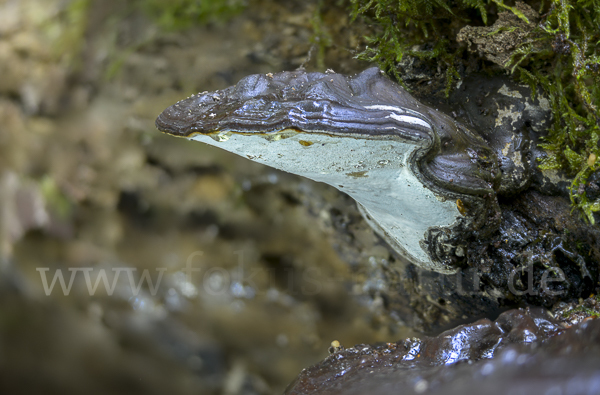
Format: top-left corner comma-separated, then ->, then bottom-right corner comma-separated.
495,104 -> 521,127
498,84 -> 523,99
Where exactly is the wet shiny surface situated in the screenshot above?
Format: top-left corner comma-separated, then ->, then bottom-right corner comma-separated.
285,308 -> 600,395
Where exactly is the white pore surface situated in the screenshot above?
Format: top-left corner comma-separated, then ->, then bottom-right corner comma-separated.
189,130 -> 460,270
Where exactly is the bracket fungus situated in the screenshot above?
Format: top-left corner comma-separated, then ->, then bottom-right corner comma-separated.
156,68 -> 506,273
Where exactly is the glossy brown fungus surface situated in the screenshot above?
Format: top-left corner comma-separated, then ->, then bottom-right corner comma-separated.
156,67 -> 500,197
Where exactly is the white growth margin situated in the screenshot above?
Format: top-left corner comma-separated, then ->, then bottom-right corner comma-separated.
188,123 -> 461,273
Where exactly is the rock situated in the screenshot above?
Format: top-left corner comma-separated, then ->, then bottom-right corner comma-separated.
285,308 -> 600,395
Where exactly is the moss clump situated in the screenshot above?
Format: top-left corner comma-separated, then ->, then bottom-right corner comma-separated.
349,0 -> 494,93
513,1 -> 600,224
560,294 -> 600,321
349,0 -> 600,220
140,0 -> 246,30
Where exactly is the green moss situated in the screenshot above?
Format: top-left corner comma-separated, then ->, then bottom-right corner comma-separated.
349,0 -> 600,221
509,0 -> 600,222
349,0 -> 489,93
561,294 -> 600,319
